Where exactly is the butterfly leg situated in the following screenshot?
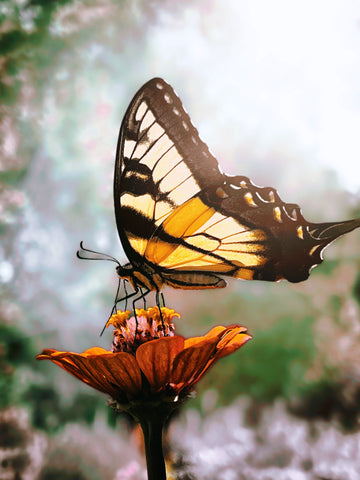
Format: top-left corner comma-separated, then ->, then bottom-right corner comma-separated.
155,290 -> 166,335
142,288 -> 147,309
132,287 -> 150,312
112,276 -> 123,314
132,287 -> 150,339
99,285 -> 140,336
99,279 -> 124,336
114,279 -> 139,314
124,280 -> 129,310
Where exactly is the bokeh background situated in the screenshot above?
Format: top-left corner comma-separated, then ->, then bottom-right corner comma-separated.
1,1 -> 360,479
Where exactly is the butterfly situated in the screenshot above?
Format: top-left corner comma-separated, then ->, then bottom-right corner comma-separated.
79,78 -> 360,309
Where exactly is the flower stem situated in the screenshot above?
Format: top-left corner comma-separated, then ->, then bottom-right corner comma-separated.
140,416 -> 167,480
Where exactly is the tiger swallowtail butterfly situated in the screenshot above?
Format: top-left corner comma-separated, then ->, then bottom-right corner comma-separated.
80,78 -> 360,306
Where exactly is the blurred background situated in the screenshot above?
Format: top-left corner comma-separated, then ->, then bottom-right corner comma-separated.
1,1 -> 360,478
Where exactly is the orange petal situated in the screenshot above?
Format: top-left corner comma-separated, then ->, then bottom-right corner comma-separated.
82,347 -> 112,356
136,336 -> 184,391
36,347 -> 111,363
37,350 -> 111,394
184,326 -> 227,348
88,353 -> 143,397
37,349 -> 142,399
216,330 -> 252,359
204,325 -> 229,338
173,327 -> 251,389
37,348 -> 71,358
171,339 -> 219,389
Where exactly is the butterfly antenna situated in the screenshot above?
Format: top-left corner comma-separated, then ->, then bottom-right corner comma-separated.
77,241 -> 121,266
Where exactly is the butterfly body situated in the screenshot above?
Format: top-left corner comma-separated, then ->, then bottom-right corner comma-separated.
113,77 -> 360,295
116,262 -> 164,291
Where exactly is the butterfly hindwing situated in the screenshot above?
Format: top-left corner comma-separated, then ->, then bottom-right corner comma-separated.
114,78 -> 360,289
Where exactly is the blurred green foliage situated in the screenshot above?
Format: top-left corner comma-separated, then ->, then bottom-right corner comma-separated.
290,379 -> 360,432
0,322 -> 34,408
39,468 -> 88,480
353,271 -> 360,306
0,0 -> 70,111
0,321 -> 106,431
193,315 -> 315,405
24,385 -> 104,432
0,167 -> 28,186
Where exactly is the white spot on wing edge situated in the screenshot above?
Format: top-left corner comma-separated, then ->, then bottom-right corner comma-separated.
268,191 -> 275,202
273,206 -> 282,222
244,192 -> 257,207
182,121 -> 189,131
164,92 -> 172,103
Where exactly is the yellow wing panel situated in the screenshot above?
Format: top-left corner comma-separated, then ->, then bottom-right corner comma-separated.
185,234 -> 220,251
128,234 -> 148,257
162,197 -> 215,237
214,249 -> 265,266
222,230 -> 267,243
141,195 -> 269,273
152,243 -> 225,269
218,242 -> 266,253
203,215 -> 248,238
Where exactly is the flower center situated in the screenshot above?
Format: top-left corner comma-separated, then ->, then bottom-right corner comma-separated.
107,307 -> 178,354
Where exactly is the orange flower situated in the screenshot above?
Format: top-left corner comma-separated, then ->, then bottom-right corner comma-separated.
37,308 -> 251,409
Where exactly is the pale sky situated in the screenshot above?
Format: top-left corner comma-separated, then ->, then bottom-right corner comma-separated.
149,0 -> 360,192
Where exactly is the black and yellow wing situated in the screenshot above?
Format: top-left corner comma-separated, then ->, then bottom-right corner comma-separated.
114,78 -> 360,290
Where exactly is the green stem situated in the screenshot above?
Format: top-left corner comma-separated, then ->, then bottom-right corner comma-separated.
140,416 -> 167,480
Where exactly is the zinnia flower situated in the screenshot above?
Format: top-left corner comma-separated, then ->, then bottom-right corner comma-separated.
37,307 -> 251,480
36,307 -> 251,411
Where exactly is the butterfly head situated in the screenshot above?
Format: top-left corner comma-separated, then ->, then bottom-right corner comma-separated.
116,263 -> 135,286
116,262 -> 133,275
